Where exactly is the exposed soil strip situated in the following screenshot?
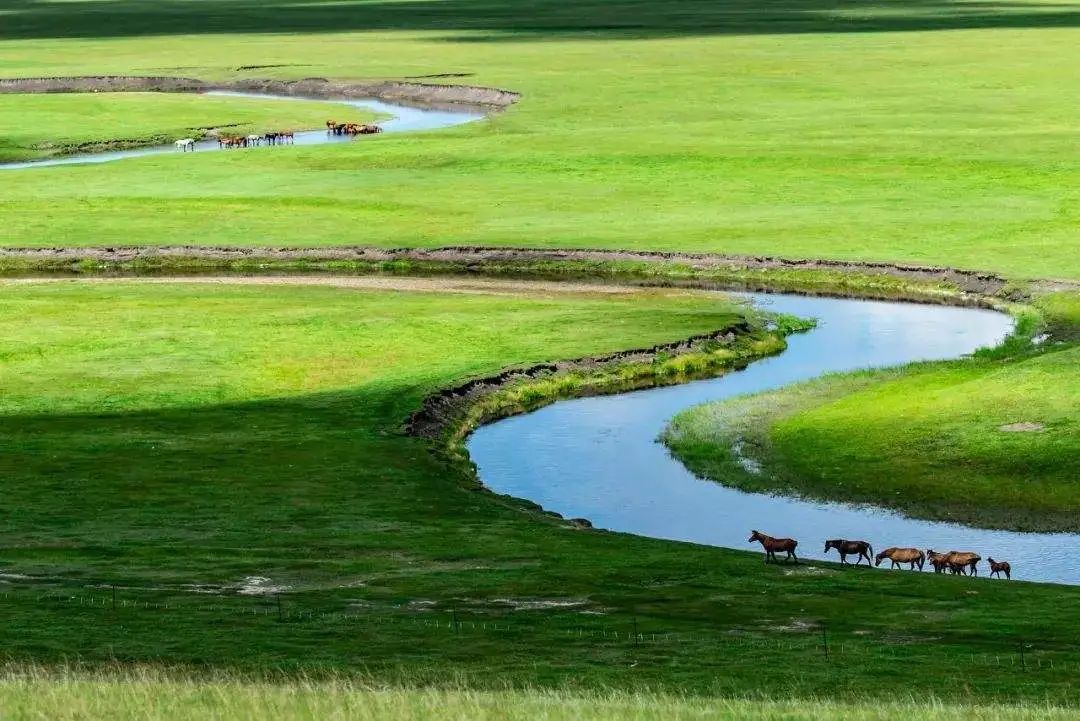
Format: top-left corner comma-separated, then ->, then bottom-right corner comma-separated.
0,244 -> 1020,296
0,76 -> 520,111
1,274 -> 676,297
404,320 -> 755,440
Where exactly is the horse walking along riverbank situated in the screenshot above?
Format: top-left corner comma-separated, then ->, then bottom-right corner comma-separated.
824,539 -> 873,565
748,530 -> 799,564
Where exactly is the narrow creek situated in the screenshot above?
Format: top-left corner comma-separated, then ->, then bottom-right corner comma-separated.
468,292 -> 1080,585
0,90 -> 485,170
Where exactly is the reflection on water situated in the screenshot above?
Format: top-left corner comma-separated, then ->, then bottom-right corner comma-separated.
469,293 -> 1080,585
0,91 -> 485,170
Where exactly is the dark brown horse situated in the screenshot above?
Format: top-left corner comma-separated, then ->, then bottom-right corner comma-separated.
357,123 -> 383,134
824,539 -> 873,565
988,557 -> 1011,580
875,547 -> 924,570
278,130 -> 295,144
749,530 -> 798,564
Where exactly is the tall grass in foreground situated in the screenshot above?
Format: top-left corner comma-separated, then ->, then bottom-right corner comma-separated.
0,668 -> 1075,721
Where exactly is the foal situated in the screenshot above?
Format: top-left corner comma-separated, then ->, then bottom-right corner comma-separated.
749,530 -> 798,564
824,539 -> 873,565
988,557 -> 1012,580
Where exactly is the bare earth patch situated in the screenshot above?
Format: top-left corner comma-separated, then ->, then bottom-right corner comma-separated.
999,422 -> 1045,432
1,275 -> 713,300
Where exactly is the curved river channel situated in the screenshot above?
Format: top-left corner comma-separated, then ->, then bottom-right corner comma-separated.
469,292 -> 1080,585
0,90 -> 485,170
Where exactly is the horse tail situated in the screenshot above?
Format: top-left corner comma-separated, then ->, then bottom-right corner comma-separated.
867,543 -> 873,557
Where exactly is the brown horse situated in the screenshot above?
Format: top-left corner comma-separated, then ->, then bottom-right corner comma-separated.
749,530 -> 798,564
326,119 -> 337,132
357,123 -> 383,134
988,557 -> 1011,580
219,135 -> 246,149
824,539 -> 873,565
875,547 -> 924,570
927,550 -> 980,576
927,550 -> 951,574
279,130 -> 295,144
946,551 -> 981,576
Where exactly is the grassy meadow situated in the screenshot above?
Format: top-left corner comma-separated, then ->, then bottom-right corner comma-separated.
0,0 -> 1075,278
0,669 -> 1077,721
0,279 -> 1077,703
0,94 -> 376,162
2,0 -> 1080,715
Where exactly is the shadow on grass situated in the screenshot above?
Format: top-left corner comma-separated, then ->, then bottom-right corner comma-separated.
0,0 -> 1079,41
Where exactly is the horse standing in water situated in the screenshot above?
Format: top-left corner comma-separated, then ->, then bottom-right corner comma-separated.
824,539 -> 873,565
875,547 -> 924,570
749,530 -> 799,564
174,138 -> 195,152
988,558 -> 1012,579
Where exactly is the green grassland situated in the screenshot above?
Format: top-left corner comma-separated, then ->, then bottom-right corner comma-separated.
1,280 -> 1079,703
0,94 -> 376,162
0,0 -> 1077,278
0,669 -> 1077,721
664,295 -> 1080,531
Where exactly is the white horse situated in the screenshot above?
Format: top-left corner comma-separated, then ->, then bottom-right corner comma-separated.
246,134 -> 262,147
174,138 -> 195,152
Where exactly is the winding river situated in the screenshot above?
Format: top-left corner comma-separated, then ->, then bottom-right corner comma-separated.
469,292 -> 1080,585
0,90 -> 485,170
4,86 -> 1074,585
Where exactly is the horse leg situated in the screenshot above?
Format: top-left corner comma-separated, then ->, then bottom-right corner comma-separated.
789,549 -> 798,564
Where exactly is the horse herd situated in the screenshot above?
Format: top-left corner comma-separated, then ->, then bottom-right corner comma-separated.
173,131 -> 295,152
172,118 -> 383,152
325,119 -> 383,135
748,530 -> 1012,579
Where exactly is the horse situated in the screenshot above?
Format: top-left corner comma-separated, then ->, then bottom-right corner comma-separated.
246,134 -> 262,147
927,550 -> 952,574
278,130 -> 295,144
333,123 -> 348,135
264,132 -> 279,146
219,135 -> 245,149
945,551 -> 981,576
988,557 -> 1011,580
749,530 -> 798,564
875,547 -> 924,570
927,549 -> 980,576
326,119 -> 337,132
357,123 -> 383,134
174,138 -> 195,152
824,539 -> 873,565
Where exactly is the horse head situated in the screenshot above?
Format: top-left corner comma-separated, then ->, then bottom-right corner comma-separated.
748,530 -> 763,544
874,550 -> 887,566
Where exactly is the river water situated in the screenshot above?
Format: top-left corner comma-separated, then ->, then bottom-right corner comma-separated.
0,91 -> 485,170
468,292 -> 1080,585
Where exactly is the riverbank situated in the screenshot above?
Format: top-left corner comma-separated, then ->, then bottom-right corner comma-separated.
0,245 -> 1038,306
663,293 -> 1080,533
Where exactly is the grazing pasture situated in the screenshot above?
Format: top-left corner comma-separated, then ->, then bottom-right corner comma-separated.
0,0 -> 1077,277
0,279 -> 1078,703
1,0 -> 1079,714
